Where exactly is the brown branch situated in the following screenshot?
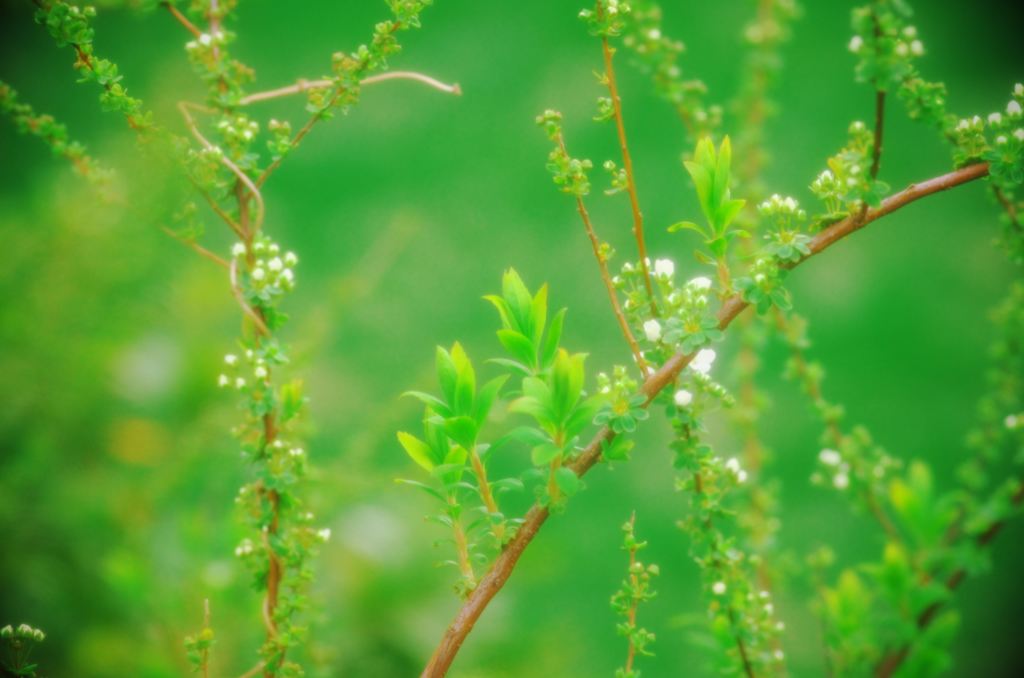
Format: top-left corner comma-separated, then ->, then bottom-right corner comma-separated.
597,7 -> 656,316
421,162 -> 991,677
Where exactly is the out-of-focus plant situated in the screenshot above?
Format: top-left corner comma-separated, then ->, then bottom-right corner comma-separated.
3,1 -> 458,675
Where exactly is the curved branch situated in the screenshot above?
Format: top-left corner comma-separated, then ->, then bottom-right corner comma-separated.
239,70 -> 462,106
421,161 -> 990,677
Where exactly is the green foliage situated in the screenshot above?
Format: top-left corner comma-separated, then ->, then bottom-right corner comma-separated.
677,136 -> 748,262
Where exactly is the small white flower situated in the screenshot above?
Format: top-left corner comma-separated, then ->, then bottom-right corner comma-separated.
764,602 -> 774,614
774,650 -> 785,661
317,528 -> 332,542
199,33 -> 212,46
895,41 -> 909,57
726,457 -> 742,474
281,269 -> 295,284
1008,100 -> 1022,116
643,319 -> 662,342
759,590 -> 770,599
653,258 -> 675,278
1014,129 -> 1024,141
254,365 -> 268,379
284,251 -> 298,266
268,257 -> 283,272
289,447 -> 305,458
224,353 -> 238,366
910,40 -> 924,56
972,115 -> 983,126
989,112 -> 1002,125
235,377 -> 246,389
996,135 -> 1008,145
217,374 -> 230,388
737,470 -> 748,483
252,267 -> 266,281
903,25 -> 917,38
712,581 -> 727,595
783,196 -> 798,211
957,119 -> 969,131
846,177 -> 858,188
253,241 -> 266,253
833,473 -> 850,490
776,621 -> 786,631
690,348 -> 716,374
1016,83 -> 1024,97
674,389 -> 693,407
848,35 -> 863,53
819,448 -> 842,466
689,276 -> 713,290
242,129 -> 254,140
1006,414 -> 1019,429
648,28 -> 661,40
231,242 -> 246,257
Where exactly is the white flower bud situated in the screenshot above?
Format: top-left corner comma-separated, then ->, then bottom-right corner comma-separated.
1014,129 -> 1024,141
252,267 -> 266,281
1008,100 -> 1022,116
268,257 -> 283,272
318,528 -> 332,542
689,276 -> 713,290
217,374 -> 230,388
284,251 -> 298,266
690,348 -> 716,374
653,258 -> 675,278
199,33 -> 212,46
643,319 -> 662,342
231,242 -> 246,257
833,473 -> 850,490
848,35 -> 863,53
712,581 -> 727,595
819,449 -> 842,466
254,365 -> 268,379
910,40 -> 924,56
224,354 -> 238,366
674,389 -> 693,407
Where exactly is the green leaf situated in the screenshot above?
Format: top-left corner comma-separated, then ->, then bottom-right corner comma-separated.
474,374 -> 509,426
450,342 -> 476,416
668,220 -> 708,238
531,442 -> 561,466
402,390 -> 451,416
497,329 -> 536,368
435,346 -> 458,405
397,431 -> 435,471
541,308 -> 566,369
443,415 -> 478,451
554,467 -> 581,496
530,283 -> 548,347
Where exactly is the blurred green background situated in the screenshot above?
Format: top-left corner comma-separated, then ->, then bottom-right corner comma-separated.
1,1 -> 1022,676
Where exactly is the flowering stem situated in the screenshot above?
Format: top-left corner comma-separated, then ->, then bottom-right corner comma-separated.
420,161 -> 992,677
597,8 -> 657,316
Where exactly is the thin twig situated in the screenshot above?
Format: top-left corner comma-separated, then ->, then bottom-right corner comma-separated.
161,1 -> 202,38
239,70 -> 461,106
177,101 -> 265,235
161,226 -> 230,268
420,161 -> 990,677
229,258 -> 271,336
556,133 -> 648,375
597,4 -> 657,316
